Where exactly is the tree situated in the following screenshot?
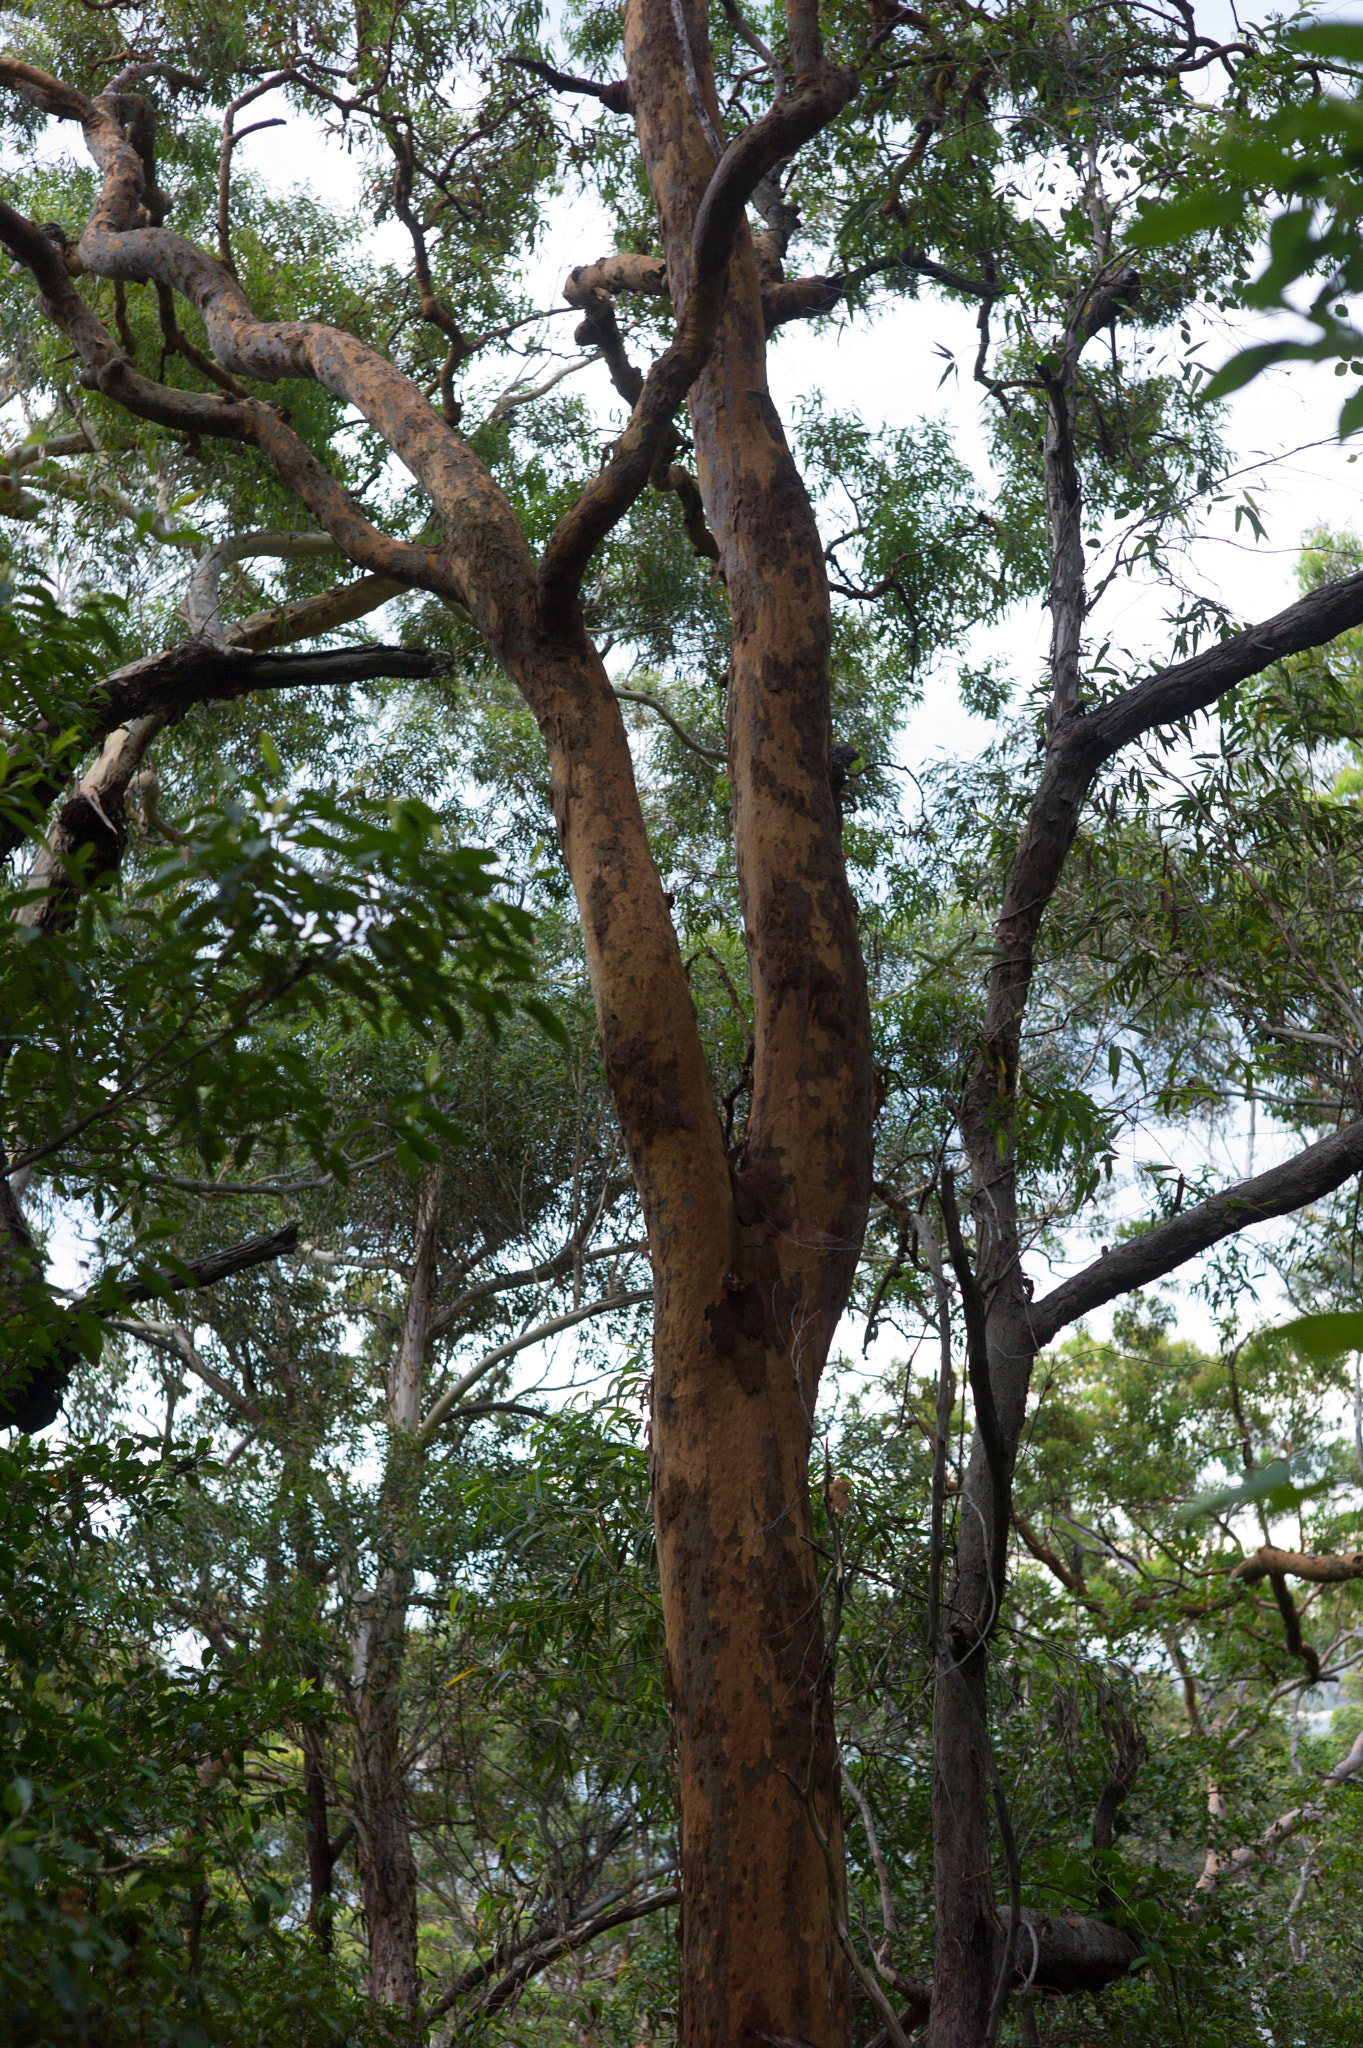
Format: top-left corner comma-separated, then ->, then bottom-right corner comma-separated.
7,3 -> 1363,2043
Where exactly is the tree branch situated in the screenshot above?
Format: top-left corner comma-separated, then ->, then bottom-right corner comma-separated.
426,1884 -> 678,2022
1013,1509 -> 1087,1594
417,1288 -> 652,1439
506,55 -> 632,114
940,1170 -> 1009,1617
615,688 -> 723,762
1083,568 -> 1363,768
1030,1116 -> 1363,1346
863,1908 -> 1141,2045
1,1223 -> 300,1434
426,1233 -> 646,1345
185,528 -> 341,638
93,1222 -> 302,1307
1234,1546 -> 1363,1586
109,1317 -> 266,1426
1194,1724 -> 1363,1902
0,192 -> 449,600
0,77 -> 534,642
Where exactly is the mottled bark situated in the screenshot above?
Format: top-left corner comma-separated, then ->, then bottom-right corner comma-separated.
1234,1545 -> 1363,1585
15,35 -> 1363,2048
622,6 -> 868,2043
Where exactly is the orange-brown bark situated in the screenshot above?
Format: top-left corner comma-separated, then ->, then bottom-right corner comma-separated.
622,5 -> 868,2043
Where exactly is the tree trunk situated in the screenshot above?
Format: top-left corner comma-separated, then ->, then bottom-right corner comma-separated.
615,5 -> 871,2041
354,1563 -> 420,2012
352,1167 -> 441,2013
652,1271 -> 849,2048
928,1640 -> 996,2048
302,1710 -> 337,1952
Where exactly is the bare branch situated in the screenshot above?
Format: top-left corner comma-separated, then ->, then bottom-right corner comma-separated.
418,1288 -> 652,1439
91,1222 -> 302,1307
185,529 -> 342,639
426,1884 -> 678,2024
0,193 -> 447,597
225,574 -> 412,651
427,1234 -> 646,1345
1195,1725 -> 1363,1902
109,1317 -> 266,1425
1013,1509 -> 1087,1594
717,0 -> 786,96
1030,1116 -> 1363,1347
1083,568 -> 1363,768
615,688 -> 723,762
506,55 -> 632,114
1234,1546 -> 1363,1587
567,254 -> 668,300
218,74 -> 292,270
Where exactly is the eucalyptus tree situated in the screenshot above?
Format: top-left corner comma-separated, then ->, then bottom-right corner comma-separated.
8,3 -> 1363,2046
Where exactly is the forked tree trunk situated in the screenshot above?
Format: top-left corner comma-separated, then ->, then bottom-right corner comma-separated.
619,3 -> 872,2040
0,37 -> 869,2044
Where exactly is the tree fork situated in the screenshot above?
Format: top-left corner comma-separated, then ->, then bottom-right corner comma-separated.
624,3 -> 868,2042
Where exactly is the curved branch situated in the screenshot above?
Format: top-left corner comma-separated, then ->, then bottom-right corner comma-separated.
1234,1546 -> 1363,1586
417,1288 -> 652,1439
0,195 -> 447,599
1267,1569 -> 1321,1684
1030,1115 -> 1363,1347
1,1223 -> 300,1434
0,69 -> 536,641
427,1884 -> 678,2024
185,529 -> 343,638
615,687 -> 723,762
1195,1725 -> 1363,1902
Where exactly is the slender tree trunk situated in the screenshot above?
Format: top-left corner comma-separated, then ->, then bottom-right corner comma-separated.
354,1561 -> 420,2012
352,1166 -> 441,2014
926,271 -> 1094,2045
928,1641 -> 995,2048
926,1302 -> 1034,2048
302,1708 -> 337,1952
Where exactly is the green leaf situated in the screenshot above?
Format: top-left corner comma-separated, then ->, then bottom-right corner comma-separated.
1129,189 -> 1247,246
1276,1310 -> 1363,1359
